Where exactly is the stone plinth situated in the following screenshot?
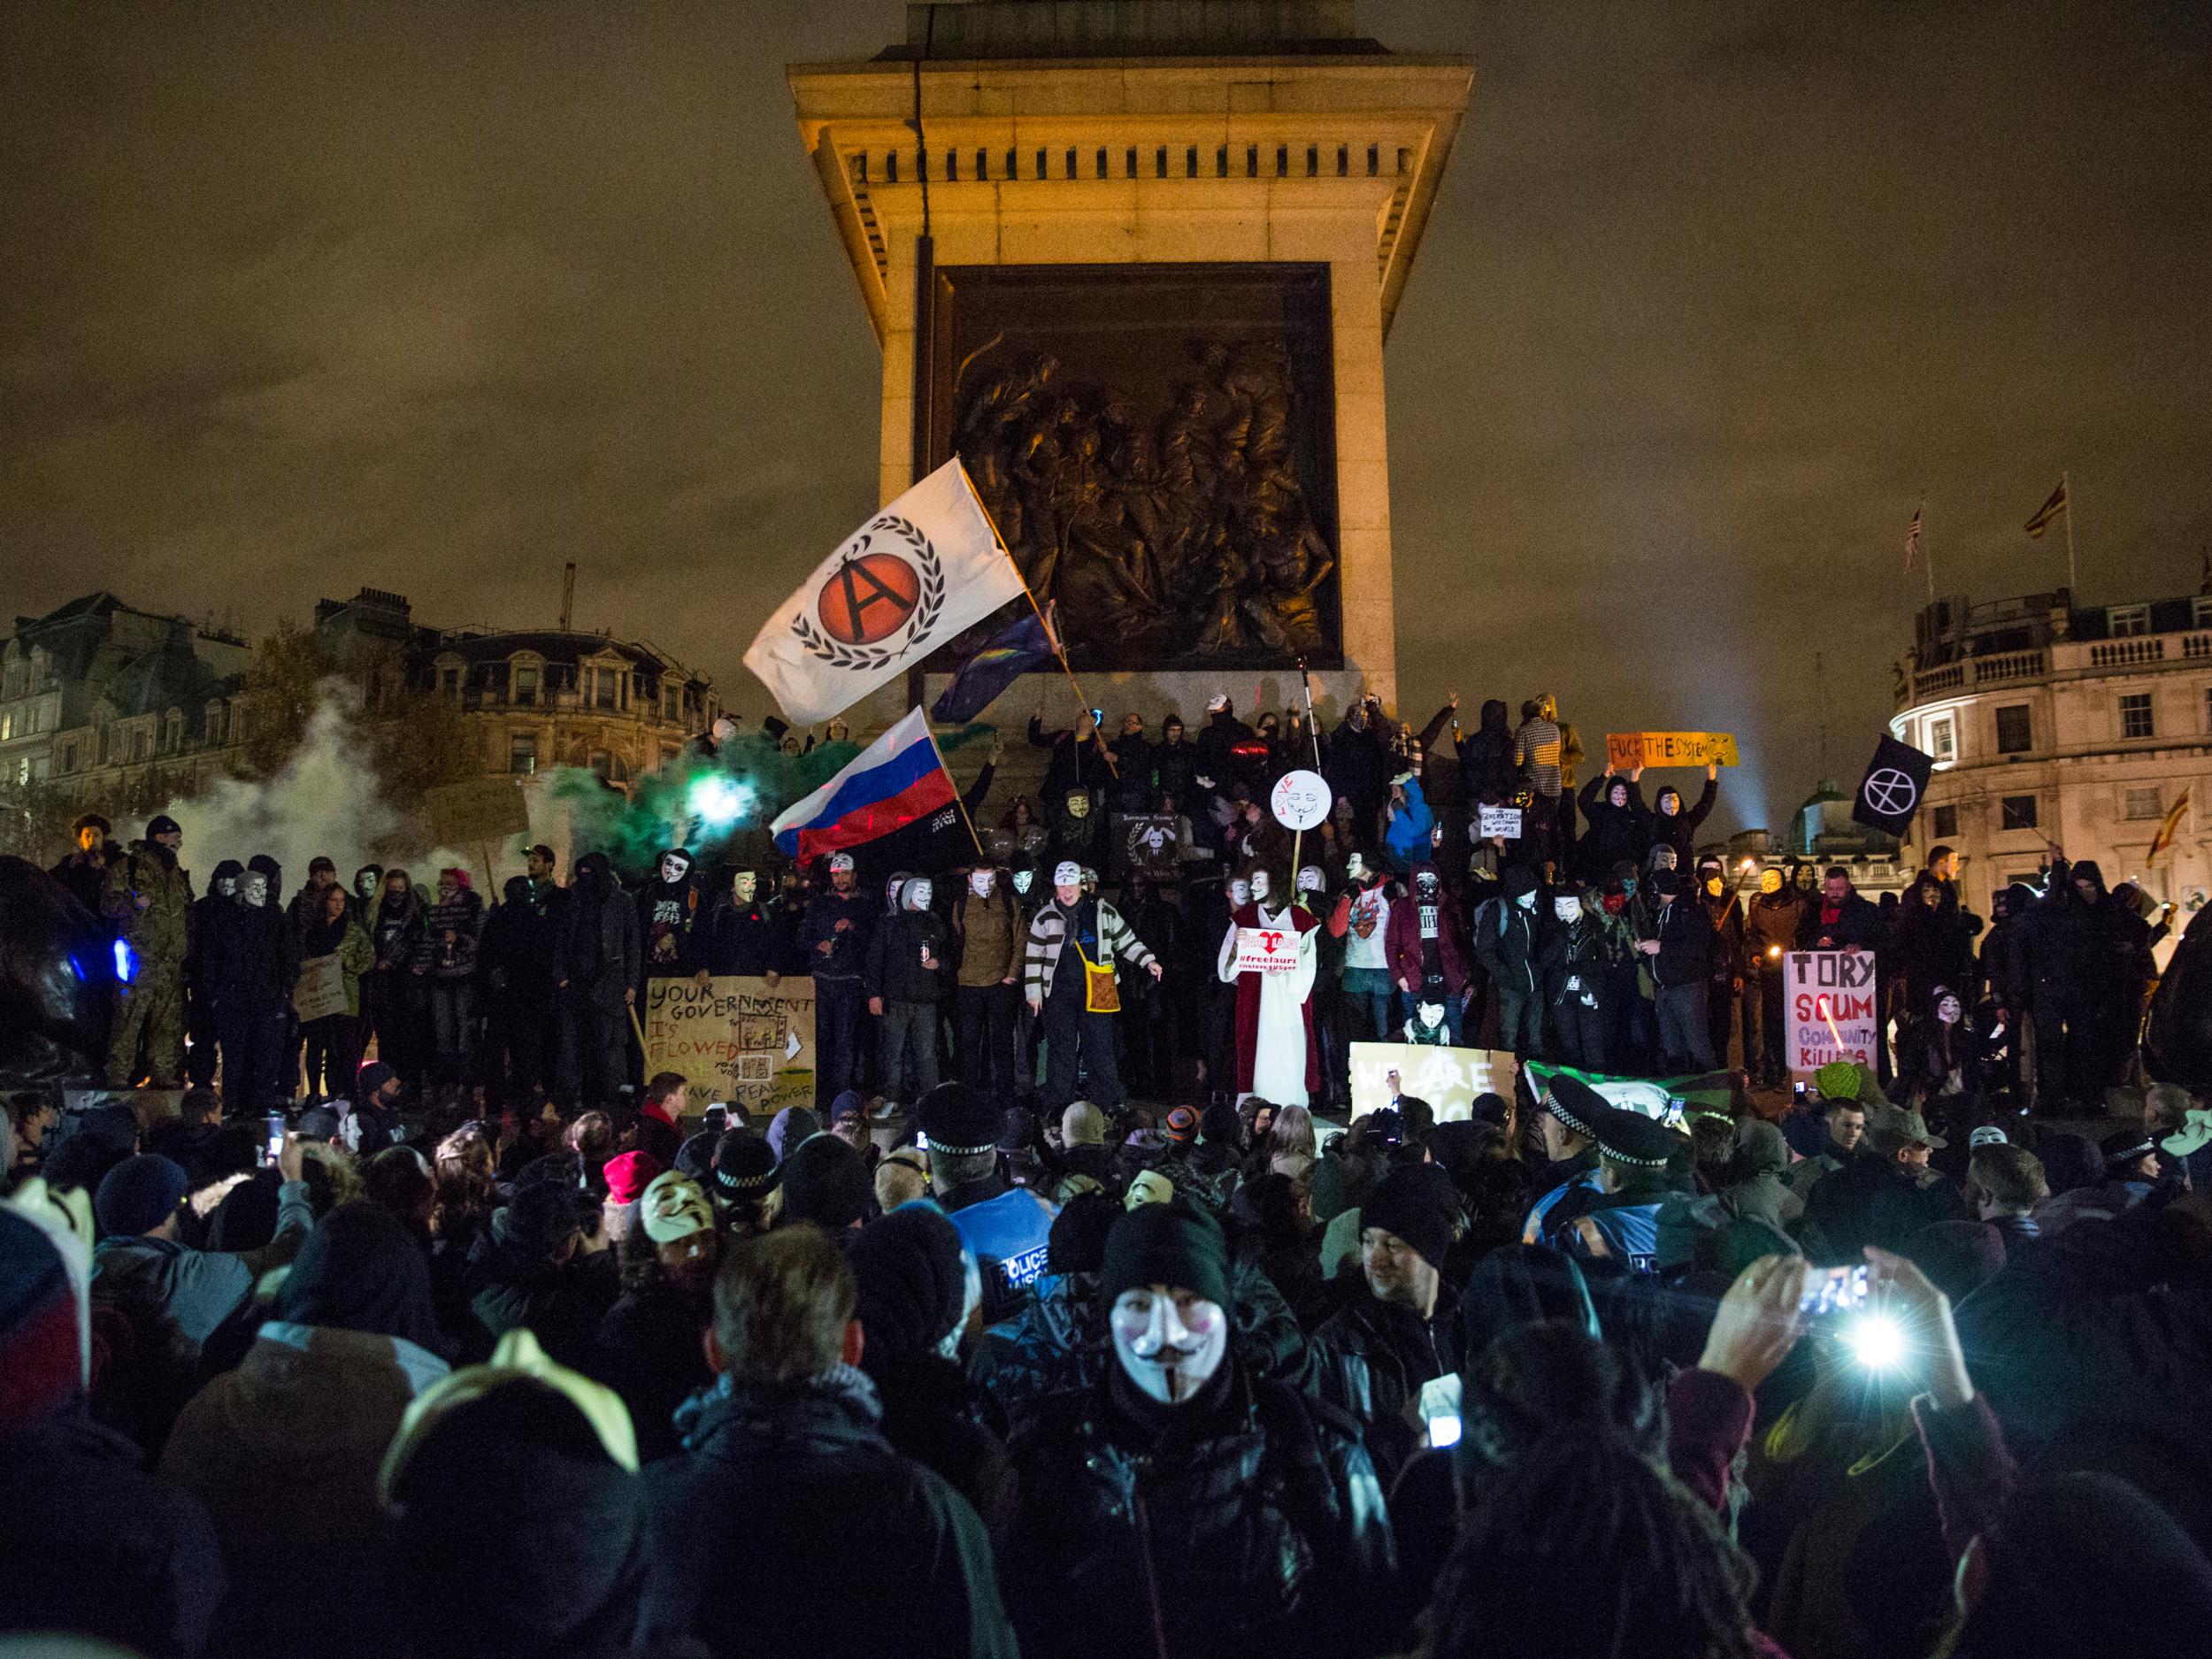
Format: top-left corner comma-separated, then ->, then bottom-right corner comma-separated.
787,1 -> 1471,726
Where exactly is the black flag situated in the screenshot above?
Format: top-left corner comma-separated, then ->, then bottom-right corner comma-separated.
1852,734 -> 1933,837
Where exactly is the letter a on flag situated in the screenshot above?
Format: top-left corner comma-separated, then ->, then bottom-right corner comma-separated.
745,458 -> 1025,726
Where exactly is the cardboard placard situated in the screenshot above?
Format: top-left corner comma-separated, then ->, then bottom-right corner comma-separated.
1348,1042 -> 1519,1123
1232,926 -> 1302,973
641,975 -> 817,1114
1478,804 -> 1524,839
1604,732 -> 1740,771
293,954 -> 349,1023
424,776 -> 532,848
1786,949 -> 1879,1078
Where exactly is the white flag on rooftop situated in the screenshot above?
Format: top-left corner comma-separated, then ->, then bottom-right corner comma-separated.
744,458 -> 1022,726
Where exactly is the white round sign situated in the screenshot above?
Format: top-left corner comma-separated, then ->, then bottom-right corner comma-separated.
1270,768 -> 1331,832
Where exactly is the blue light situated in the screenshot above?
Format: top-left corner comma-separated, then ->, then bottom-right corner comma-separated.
112,939 -> 137,985
687,775 -> 750,830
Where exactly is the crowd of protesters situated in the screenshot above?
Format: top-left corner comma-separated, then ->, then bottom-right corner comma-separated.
8,1039 -> 2212,1657
9,687 -> 2209,1658
56,688 -> 2169,1122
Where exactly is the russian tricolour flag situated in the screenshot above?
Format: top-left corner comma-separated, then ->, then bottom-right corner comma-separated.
771,708 -> 957,861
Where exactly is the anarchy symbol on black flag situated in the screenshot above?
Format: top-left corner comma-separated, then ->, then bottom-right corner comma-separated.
1851,733 -> 1933,836
1862,768 -> 1918,818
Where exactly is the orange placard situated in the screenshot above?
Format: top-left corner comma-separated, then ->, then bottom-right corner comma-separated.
1605,731 -> 1740,771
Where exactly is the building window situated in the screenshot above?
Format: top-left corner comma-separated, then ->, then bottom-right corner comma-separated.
2120,693 -> 2154,739
2194,596 -> 2212,630
58,741 -> 75,772
514,666 -> 537,706
0,712 -> 12,742
588,749 -> 613,781
1927,715 -> 1955,763
509,733 -> 538,774
1932,803 -> 1959,838
1994,704 -> 2032,754
2108,604 -> 2149,638
440,668 -> 460,695
130,728 -> 147,762
2124,786 -> 2162,820
2001,794 -> 2039,831
595,671 -> 617,711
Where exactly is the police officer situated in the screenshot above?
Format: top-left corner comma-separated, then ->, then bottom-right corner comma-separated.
917,1080 -> 1056,1318
1523,1074 -> 1608,1247
1567,1103 -> 1690,1274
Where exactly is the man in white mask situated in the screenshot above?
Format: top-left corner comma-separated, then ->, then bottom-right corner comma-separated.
864,877 -> 949,1107
699,866 -> 776,981
1538,882 -> 1609,1069
1024,860 -> 1162,1110
1334,850 -> 1395,1044
1002,1202 -> 1394,1658
1217,866 -> 1320,1108
951,864 -> 1023,1095
206,866 -> 288,1109
639,847 -> 701,979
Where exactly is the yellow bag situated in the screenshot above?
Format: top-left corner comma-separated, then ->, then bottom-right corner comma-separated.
1077,942 -> 1121,1014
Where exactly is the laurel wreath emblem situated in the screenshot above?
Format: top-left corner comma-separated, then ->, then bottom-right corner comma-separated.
790,515 -> 945,670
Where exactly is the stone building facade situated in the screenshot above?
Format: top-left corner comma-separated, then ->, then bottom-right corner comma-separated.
1,587 -> 718,825
1892,588 -> 2212,915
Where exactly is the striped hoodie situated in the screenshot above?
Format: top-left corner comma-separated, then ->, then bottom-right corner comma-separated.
1023,898 -> 1156,1003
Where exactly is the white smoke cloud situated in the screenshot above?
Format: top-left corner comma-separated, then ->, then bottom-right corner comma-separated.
157,683 -> 398,893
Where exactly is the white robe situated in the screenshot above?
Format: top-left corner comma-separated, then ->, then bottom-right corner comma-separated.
1217,901 -> 1319,1109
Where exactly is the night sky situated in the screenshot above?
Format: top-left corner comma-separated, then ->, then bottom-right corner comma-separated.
5,2 -> 2208,833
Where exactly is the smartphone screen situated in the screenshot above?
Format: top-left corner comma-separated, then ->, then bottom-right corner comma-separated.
1800,1263 -> 1870,1317
264,1111 -> 285,1165
1428,1414 -> 1463,1449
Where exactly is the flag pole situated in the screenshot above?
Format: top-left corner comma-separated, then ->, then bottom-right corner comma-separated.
1920,498 -> 1934,605
923,721 -> 991,863
1295,657 -> 1325,772
955,458 -> 1118,780
2062,468 -> 2078,593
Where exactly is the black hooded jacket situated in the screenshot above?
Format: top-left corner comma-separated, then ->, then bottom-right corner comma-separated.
1002,1362 -> 1394,1659
1196,706 -> 1260,797
1647,776 -> 1717,863
641,1374 -> 1018,1658
1457,699 -> 1518,805
1577,774 -> 1649,871
200,892 -> 294,1012
636,851 -> 701,978
480,876 -> 554,999
557,854 -> 642,995
700,886 -> 778,976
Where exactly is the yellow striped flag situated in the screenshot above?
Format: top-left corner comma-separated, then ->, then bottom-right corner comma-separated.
2147,785 -> 2191,866
2024,480 -> 2068,538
